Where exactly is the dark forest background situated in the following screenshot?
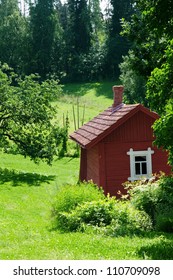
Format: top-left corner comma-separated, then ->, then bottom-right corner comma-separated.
0,0 -> 134,82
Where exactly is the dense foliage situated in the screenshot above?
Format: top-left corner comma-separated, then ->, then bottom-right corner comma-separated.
52,181 -> 105,216
120,0 -> 173,167
29,0 -> 63,79
104,0 -> 133,79
0,0 -> 133,82
52,181 -> 152,235
0,63 -> 64,164
127,175 -> 173,232
52,175 -> 173,235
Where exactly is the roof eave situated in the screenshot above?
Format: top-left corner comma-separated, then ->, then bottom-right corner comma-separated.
69,135 -> 86,149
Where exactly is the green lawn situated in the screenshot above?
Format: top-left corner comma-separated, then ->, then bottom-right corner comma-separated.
0,82 -> 173,260
0,152 -> 173,260
55,81 -> 117,132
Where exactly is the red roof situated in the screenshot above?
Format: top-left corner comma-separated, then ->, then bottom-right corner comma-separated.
70,103 -> 159,149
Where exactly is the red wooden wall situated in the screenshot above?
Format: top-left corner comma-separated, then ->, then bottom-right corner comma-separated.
86,145 -> 99,184
80,110 -> 171,196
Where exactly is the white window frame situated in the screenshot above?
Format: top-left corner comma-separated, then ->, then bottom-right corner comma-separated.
127,148 -> 154,181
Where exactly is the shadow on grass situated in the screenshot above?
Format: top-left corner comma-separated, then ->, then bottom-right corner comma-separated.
63,81 -> 119,99
137,233 -> 173,260
0,168 -> 55,187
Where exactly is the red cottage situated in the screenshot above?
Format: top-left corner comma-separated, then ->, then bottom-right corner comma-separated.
70,86 -> 172,196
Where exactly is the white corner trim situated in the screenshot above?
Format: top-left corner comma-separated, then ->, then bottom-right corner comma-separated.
127,147 -> 154,181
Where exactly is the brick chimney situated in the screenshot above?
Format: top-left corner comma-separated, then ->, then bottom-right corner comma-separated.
112,85 -> 124,107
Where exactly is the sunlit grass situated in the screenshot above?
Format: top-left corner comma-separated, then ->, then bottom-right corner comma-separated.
0,152 -> 173,260
0,152 -> 79,187
55,81 -> 117,132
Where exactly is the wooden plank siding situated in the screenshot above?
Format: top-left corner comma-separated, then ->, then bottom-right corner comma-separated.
79,148 -> 87,181
86,145 -> 100,186
103,111 -> 155,144
101,111 -> 171,196
104,142 -> 131,196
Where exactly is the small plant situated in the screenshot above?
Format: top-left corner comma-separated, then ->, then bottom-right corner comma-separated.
51,181 -> 105,229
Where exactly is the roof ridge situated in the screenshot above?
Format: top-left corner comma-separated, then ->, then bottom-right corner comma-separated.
111,103 -> 124,114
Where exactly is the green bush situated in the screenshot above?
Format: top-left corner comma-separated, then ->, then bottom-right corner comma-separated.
155,210 -> 173,233
55,197 -> 152,235
56,211 -> 82,232
127,175 -> 173,232
51,181 -> 105,229
105,203 -> 152,236
157,175 -> 173,213
54,198 -> 116,232
76,199 -> 116,226
127,180 -> 159,222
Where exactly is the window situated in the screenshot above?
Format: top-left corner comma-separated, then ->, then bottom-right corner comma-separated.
135,156 -> 147,175
127,148 -> 154,181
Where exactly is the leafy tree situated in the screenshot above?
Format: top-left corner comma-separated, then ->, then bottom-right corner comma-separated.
29,0 -> 64,79
147,40 -> 173,165
120,1 -> 168,106
121,3 -> 168,77
63,0 -> 93,81
0,63 -> 64,164
153,102 -> 173,166
134,0 -> 173,38
103,0 -> 133,79
134,1 -> 173,167
0,0 -> 28,74
121,0 -> 173,167
88,0 -> 102,41
67,0 -> 92,55
119,51 -> 147,106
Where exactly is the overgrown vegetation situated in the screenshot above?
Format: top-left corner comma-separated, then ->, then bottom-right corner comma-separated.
51,182 -> 152,235
52,174 -> 173,241
125,174 -> 173,233
52,182 -> 105,219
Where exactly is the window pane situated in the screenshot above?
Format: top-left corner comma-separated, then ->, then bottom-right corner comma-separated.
135,163 -> 141,175
142,162 -> 147,174
135,156 -> 146,162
